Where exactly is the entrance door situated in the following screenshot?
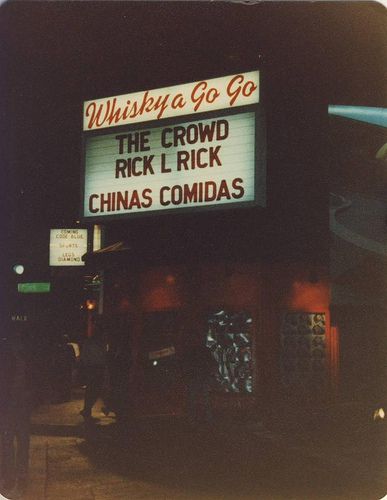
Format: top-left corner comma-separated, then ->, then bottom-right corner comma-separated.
139,310 -> 184,416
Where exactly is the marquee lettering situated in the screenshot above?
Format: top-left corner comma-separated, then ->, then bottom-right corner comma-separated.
115,156 -> 155,178
161,120 -> 229,148
227,74 -> 258,106
176,147 -> 222,170
84,72 -> 259,130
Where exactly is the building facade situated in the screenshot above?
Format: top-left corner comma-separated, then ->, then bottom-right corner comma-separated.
82,67 -> 338,418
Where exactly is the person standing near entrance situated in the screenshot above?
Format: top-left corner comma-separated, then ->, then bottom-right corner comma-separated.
102,337 -> 132,422
79,328 -> 107,420
51,335 -> 76,403
0,328 -> 39,497
183,334 -> 217,427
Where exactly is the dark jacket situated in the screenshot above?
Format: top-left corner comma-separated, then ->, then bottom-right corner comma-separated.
183,344 -> 217,382
80,337 -> 106,368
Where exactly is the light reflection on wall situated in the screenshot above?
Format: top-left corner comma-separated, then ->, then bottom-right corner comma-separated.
141,269 -> 183,312
286,279 -> 330,312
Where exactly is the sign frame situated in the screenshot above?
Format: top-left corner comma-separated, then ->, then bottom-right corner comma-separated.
80,103 -> 266,222
49,228 -> 88,267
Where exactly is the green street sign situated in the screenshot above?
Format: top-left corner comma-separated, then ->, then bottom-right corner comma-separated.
17,282 -> 51,293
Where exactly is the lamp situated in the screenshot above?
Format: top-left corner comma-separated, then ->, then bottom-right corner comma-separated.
13,264 -> 24,275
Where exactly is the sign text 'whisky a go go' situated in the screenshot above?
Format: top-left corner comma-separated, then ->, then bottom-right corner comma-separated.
81,71 -> 265,220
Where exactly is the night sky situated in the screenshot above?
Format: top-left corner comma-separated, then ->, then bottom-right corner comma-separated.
1,1 -> 386,275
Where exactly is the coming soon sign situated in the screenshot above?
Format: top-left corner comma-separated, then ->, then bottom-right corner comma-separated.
82,71 -> 265,219
49,229 -> 88,266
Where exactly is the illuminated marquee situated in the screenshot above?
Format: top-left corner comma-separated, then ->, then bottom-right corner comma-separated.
83,71 -> 259,131
82,71 -> 265,219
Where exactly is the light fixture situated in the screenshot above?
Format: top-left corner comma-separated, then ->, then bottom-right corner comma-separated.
13,264 -> 24,275
373,408 -> 385,421
86,299 -> 96,310
165,274 -> 176,285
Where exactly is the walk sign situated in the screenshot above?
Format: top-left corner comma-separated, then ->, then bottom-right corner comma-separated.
17,282 -> 51,293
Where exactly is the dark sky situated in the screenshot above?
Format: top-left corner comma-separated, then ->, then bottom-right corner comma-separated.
1,1 -> 386,270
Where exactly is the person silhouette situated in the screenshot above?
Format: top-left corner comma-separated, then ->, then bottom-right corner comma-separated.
0,329 -> 39,497
79,329 -> 107,420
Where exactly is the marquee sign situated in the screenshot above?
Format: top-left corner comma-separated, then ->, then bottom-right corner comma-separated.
82,71 -> 265,220
83,71 -> 259,131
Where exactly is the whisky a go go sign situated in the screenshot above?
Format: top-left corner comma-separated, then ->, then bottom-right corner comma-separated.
81,71 -> 266,220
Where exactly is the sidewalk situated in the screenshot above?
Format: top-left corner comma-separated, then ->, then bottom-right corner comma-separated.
23,397 -> 194,500
258,400 -> 387,489
4,395 -> 387,500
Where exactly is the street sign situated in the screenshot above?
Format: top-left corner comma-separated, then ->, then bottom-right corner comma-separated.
17,282 -> 51,293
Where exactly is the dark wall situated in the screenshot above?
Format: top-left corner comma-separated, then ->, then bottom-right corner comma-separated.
2,1 -> 385,292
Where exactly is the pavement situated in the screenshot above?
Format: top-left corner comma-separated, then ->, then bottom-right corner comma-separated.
1,393 -> 387,500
